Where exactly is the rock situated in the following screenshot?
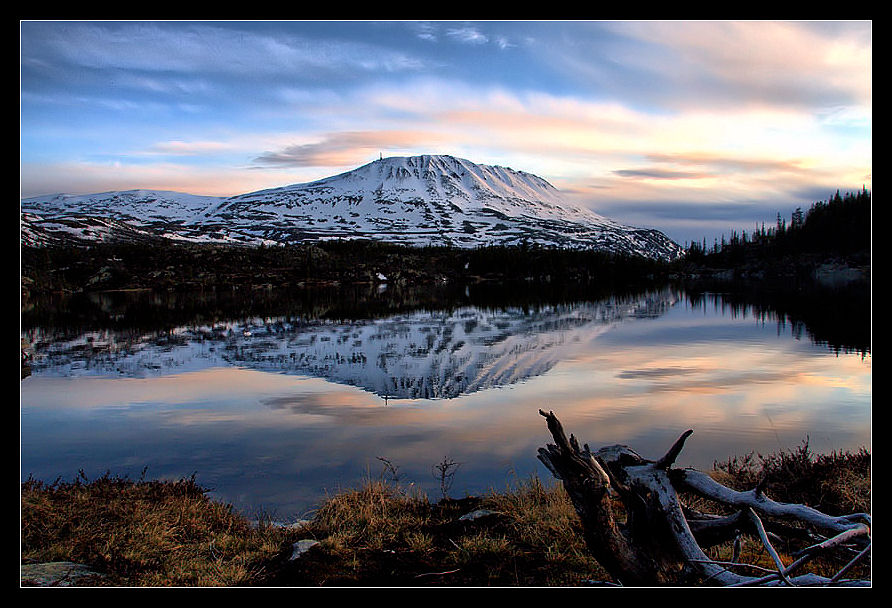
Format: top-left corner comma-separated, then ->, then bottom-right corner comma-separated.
85,266 -> 114,287
458,509 -> 497,521
289,539 -> 320,561
813,263 -> 868,287
248,518 -> 312,530
21,562 -> 106,586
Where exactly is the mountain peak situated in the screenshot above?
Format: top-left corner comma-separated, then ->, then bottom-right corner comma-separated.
21,154 -> 684,260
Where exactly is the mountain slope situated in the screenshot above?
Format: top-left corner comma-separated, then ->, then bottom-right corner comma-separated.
21,155 -> 684,260
20,190 -> 227,247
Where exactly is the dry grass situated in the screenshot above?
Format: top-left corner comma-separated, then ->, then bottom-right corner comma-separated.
479,474 -> 607,584
311,478 -> 432,552
21,442 -> 869,587
257,472 -> 608,586
712,439 -> 871,515
21,471 -> 291,586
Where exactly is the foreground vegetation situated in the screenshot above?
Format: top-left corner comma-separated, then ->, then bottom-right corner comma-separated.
21,441 -> 870,587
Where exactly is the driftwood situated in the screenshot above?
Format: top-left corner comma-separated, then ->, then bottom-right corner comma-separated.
536,410 -> 870,587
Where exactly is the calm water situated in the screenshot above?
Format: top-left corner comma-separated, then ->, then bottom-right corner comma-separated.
20,283 -> 871,519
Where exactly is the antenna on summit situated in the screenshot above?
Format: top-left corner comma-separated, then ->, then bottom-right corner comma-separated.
379,152 -> 383,161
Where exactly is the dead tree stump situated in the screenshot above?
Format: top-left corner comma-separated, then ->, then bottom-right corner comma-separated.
536,409 -> 870,587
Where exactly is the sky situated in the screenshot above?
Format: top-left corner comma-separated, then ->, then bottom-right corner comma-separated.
20,20 -> 871,246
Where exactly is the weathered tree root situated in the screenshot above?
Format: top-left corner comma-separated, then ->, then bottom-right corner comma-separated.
536,409 -> 870,587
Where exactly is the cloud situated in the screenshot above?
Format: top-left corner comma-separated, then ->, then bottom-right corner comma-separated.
20,159 -> 289,198
605,153 -> 815,193
409,22 -> 515,49
643,153 -> 808,175
412,22 -> 438,42
21,21 -> 427,85
145,140 -> 236,156
613,168 -> 706,180
494,36 -> 514,50
601,21 -> 871,110
252,130 -> 444,168
446,26 -> 489,45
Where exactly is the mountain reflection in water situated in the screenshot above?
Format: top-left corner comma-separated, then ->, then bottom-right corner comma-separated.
21,282 -> 870,516
23,289 -> 680,400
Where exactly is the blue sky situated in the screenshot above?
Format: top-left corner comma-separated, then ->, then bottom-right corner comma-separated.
20,20 -> 871,245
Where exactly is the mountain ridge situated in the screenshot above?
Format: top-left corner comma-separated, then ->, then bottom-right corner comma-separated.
21,154 -> 684,261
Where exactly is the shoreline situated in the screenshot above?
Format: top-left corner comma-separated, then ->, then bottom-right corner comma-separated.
21,441 -> 870,587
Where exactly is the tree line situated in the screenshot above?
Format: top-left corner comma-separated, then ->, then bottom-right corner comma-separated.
683,187 -> 870,267
21,235 -> 673,300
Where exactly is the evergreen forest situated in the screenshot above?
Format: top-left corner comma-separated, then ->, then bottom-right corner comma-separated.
682,187 -> 870,270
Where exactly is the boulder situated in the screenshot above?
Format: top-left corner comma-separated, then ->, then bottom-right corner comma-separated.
21,562 -> 106,586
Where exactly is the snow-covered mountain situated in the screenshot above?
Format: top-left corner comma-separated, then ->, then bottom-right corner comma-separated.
21,155 -> 684,260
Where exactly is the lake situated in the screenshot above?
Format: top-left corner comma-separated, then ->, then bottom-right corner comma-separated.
20,282 -> 871,520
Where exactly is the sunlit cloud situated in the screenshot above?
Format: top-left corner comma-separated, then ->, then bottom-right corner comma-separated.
613,168 -> 707,180
597,20 -> 871,109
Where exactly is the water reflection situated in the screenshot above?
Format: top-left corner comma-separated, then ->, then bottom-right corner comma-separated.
20,283 -> 871,517
684,282 -> 871,356
23,289 -> 680,399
